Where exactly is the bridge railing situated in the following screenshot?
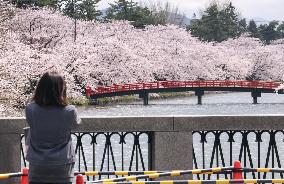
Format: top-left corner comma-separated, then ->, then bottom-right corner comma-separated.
2,116 -> 284,183
88,81 -> 281,95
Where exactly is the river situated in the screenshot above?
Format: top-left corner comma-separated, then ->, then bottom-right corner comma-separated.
77,92 -> 284,116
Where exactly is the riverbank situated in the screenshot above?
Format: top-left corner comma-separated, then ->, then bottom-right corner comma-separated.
0,91 -> 225,116
92,92 -> 194,105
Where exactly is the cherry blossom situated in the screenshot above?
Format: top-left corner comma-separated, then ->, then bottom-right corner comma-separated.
0,4 -> 284,116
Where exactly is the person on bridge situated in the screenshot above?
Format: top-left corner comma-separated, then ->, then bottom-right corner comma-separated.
25,71 -> 81,184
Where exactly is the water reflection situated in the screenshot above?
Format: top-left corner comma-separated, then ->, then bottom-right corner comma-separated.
78,92 -> 284,116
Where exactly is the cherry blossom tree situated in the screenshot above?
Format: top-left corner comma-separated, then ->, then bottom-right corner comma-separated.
0,4 -> 284,116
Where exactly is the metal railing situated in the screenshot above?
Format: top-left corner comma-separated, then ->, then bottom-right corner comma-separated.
21,130 -> 284,180
3,116 -> 284,183
21,131 -> 152,181
193,130 -> 284,180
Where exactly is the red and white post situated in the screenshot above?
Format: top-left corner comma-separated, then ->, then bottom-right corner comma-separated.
76,174 -> 84,184
20,167 -> 29,184
233,160 -> 243,184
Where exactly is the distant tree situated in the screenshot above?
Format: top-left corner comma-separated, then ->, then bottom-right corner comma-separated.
13,0 -> 101,21
12,0 -> 57,7
129,6 -> 156,28
59,0 -> 73,17
220,2 -> 240,38
105,0 -> 190,28
33,0 -> 57,7
106,0 -> 136,20
187,1 -> 242,42
247,20 -> 258,37
76,0 -> 101,21
238,18 -> 247,34
147,1 -> 186,26
277,22 -> 284,38
247,20 -> 284,44
258,21 -> 280,44
60,0 -> 101,21
105,0 -> 163,28
188,2 -> 221,42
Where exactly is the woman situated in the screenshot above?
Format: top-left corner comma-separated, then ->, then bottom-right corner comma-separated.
25,71 -> 80,184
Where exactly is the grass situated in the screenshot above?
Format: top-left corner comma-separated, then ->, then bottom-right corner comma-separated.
68,97 -> 90,106
150,92 -> 194,99
96,95 -> 140,105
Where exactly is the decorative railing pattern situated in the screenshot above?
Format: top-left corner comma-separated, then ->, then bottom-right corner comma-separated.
21,130 -> 284,180
21,132 -> 152,181
193,130 -> 284,180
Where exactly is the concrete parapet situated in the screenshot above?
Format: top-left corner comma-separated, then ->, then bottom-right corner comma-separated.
151,131 -> 192,179
0,134 -> 21,184
173,115 -> 284,131
75,116 -> 173,132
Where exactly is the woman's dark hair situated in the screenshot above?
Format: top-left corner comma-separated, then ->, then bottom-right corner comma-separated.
33,71 -> 67,107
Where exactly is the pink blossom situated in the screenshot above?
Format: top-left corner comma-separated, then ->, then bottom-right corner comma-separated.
0,5 -> 284,115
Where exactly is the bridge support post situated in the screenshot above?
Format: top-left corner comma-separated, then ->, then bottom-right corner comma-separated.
90,98 -> 98,105
195,90 -> 204,105
251,90 -> 261,104
139,92 -> 149,105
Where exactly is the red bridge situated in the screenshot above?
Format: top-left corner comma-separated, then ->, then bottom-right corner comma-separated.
85,80 -> 284,105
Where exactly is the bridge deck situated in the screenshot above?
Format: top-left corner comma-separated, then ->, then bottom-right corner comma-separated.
86,80 -> 283,98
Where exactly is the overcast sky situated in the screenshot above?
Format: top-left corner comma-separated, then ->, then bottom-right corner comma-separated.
97,0 -> 284,21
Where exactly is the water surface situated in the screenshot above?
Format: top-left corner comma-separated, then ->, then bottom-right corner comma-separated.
77,92 -> 284,116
